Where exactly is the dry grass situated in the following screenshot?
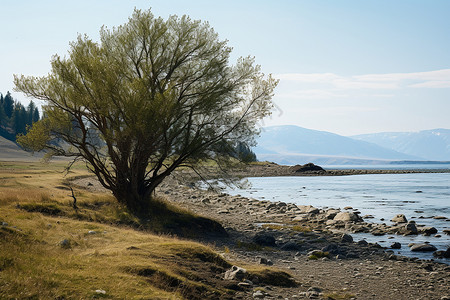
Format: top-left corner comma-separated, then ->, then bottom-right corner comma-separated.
0,161 -> 238,299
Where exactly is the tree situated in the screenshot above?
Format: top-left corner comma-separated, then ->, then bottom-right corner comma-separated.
0,93 -> 6,126
32,107 -> 40,123
3,91 -> 14,119
14,8 -> 277,215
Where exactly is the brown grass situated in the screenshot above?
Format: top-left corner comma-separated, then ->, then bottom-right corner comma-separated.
0,161 -> 236,299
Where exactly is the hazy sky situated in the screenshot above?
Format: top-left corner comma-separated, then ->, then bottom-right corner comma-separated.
1,0 -> 449,135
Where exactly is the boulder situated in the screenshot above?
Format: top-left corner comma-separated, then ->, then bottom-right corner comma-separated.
390,242 -> 402,249
391,214 -> 408,223
409,243 -> 437,252
404,221 -> 418,235
324,209 -> 340,220
290,163 -> 325,173
333,212 -> 361,222
297,205 -> 319,215
280,241 -> 302,251
224,266 -> 247,280
357,240 -> 368,246
420,226 -> 438,235
341,233 -> 353,243
253,232 -> 276,247
259,257 -> 273,266
433,247 -> 450,258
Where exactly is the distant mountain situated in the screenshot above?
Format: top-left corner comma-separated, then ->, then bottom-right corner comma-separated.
253,125 -> 422,165
351,129 -> 450,161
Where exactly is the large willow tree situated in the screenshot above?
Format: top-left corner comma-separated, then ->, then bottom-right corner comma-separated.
14,9 -> 277,214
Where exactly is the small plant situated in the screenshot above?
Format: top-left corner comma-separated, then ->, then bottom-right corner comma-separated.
292,225 -> 312,233
262,224 -> 284,230
308,251 -> 330,260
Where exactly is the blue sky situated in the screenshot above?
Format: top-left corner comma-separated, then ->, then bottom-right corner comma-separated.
1,0 -> 449,135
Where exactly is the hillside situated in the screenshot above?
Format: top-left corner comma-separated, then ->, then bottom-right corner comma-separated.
352,129 -> 450,161
0,136 -> 41,161
253,125 -> 421,165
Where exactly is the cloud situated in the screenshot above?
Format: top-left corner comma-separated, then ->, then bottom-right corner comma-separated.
276,69 -> 450,90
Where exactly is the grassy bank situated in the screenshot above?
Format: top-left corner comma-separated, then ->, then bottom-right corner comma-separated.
0,161 -> 292,299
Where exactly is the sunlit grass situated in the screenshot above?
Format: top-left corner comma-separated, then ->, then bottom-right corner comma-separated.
0,160 -> 296,299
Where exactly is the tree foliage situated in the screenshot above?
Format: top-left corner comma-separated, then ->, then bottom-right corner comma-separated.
0,91 -> 40,140
14,9 -> 277,214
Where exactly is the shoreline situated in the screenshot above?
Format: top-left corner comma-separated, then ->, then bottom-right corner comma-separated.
227,162 -> 450,178
73,166 -> 450,299
155,174 -> 450,299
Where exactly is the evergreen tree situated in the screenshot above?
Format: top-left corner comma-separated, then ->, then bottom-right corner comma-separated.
27,101 -> 36,124
0,93 -> 6,126
32,107 -> 40,123
3,91 -> 14,119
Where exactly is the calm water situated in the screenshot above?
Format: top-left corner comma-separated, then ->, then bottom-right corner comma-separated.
225,173 -> 450,263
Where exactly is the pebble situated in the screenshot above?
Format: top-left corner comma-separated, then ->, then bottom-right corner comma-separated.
252,290 -> 265,299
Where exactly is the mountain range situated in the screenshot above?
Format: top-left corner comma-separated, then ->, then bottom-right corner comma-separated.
351,129 -> 450,161
2,125 -> 450,165
253,125 -> 450,165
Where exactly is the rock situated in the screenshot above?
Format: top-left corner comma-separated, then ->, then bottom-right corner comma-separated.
324,209 -> 340,219
304,287 -> 322,299
357,240 -> 368,246
371,229 -> 386,236
433,247 -> 450,258
253,232 -> 276,247
298,205 -> 320,215
443,229 -> 450,235
363,214 -> 375,219
410,243 -> 437,252
237,281 -> 252,288
344,206 -> 353,210
391,214 -> 408,223
291,163 -> 325,173
322,243 -> 339,254
341,233 -> 353,243
333,212 -> 361,222
420,226 -> 438,235
292,215 -> 308,222
259,257 -> 273,266
404,221 -> 418,235
252,290 -> 265,299
308,250 -> 329,259
59,239 -> 71,249
390,242 -> 401,249
433,216 -> 447,220
280,241 -> 302,251
224,266 -> 247,280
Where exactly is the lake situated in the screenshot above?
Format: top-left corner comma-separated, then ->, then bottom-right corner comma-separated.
224,172 -> 450,263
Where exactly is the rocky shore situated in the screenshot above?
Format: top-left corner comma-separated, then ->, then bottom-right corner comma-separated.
155,171 -> 450,300
74,164 -> 450,299
227,162 -> 450,178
